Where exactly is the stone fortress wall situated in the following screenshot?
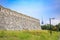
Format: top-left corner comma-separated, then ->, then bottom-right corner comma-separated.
0,5 -> 41,30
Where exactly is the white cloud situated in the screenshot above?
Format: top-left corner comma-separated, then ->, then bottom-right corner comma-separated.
46,19 -> 60,25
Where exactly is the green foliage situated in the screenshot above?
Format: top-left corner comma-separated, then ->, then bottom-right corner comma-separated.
41,23 -> 60,31
0,30 -> 59,40
55,23 -> 60,31
41,24 -> 54,30
0,30 -> 6,37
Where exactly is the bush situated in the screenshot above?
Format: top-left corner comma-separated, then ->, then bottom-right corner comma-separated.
0,30 -> 6,37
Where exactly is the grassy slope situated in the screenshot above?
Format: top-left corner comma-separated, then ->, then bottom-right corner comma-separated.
0,30 -> 59,40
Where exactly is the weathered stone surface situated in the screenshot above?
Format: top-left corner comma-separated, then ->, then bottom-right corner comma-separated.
0,5 -> 41,30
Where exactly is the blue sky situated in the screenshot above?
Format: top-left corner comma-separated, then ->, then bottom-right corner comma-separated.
0,0 -> 60,25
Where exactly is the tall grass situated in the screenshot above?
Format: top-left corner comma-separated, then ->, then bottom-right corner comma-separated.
0,30 -> 59,40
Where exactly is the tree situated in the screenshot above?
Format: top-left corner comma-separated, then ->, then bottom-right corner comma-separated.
41,24 -> 54,30
55,23 -> 60,31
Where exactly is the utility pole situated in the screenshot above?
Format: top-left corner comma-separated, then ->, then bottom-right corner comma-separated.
49,18 -> 55,34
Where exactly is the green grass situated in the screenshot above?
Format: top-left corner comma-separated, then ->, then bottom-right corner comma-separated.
0,30 -> 59,40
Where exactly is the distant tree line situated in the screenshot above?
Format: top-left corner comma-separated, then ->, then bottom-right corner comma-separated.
41,23 -> 60,31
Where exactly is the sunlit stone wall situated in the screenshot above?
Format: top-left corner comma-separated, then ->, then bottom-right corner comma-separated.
0,5 -> 41,30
